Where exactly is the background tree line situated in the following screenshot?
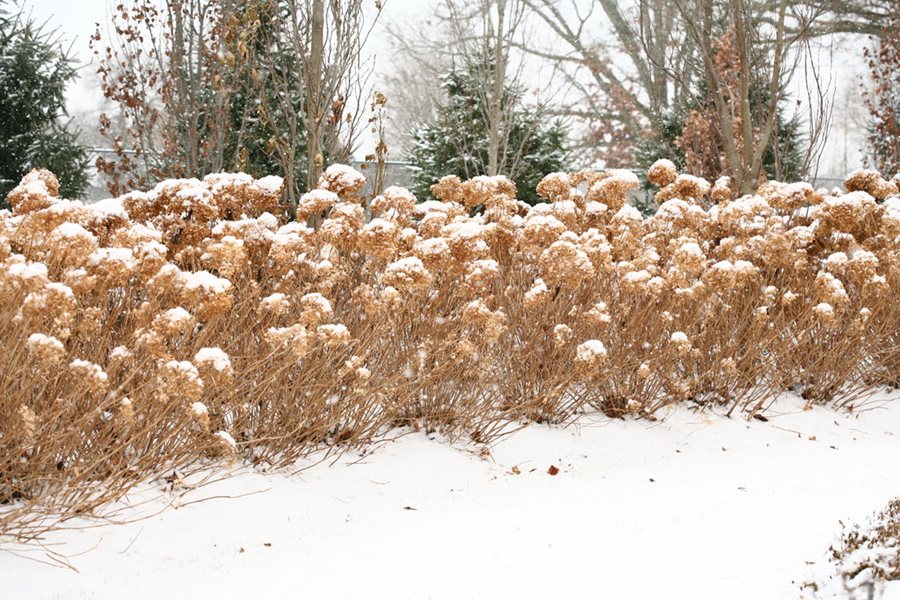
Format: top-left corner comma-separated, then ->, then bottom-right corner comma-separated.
1,0 -> 898,208
387,0 -> 899,198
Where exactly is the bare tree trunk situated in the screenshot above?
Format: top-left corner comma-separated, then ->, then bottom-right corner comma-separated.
307,0 -> 325,190
748,0 -> 789,190
94,0 -> 264,192
487,0 -> 507,176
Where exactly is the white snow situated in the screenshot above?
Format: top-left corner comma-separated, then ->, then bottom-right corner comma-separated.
7,260 -> 48,282
260,292 -> 288,309
677,241 -> 704,258
585,201 -> 609,217
826,252 -> 849,267
88,247 -> 136,268
361,217 -> 397,235
164,360 -> 201,383
178,270 -> 232,294
677,173 -> 712,195
321,164 -> 365,189
276,222 -> 314,237
68,359 -> 108,382
575,339 -> 607,361
385,256 -> 427,273
194,348 -> 232,373
1,393 -> 898,600
413,237 -> 450,257
524,279 -> 549,303
256,212 -> 279,231
613,204 -> 643,223
25,333 -> 63,351
215,430 -> 237,450
300,292 -> 332,314
623,269 -> 651,284
814,302 -> 835,317
88,197 -> 129,221
45,282 -> 75,299
444,220 -> 484,240
50,222 -> 95,241
415,200 -> 454,215
733,259 -> 757,276
109,346 -> 132,361
316,323 -> 350,341
711,258 -> 736,274
467,259 -> 499,277
607,168 -> 640,186
254,176 -> 284,195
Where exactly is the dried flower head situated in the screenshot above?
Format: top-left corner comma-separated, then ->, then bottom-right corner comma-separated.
574,339 -> 608,373
296,189 -> 340,221
370,186 -> 417,219
69,359 -> 109,395
190,401 -> 210,429
26,333 -> 66,367
536,172 -> 572,203
152,307 -> 195,337
647,159 -> 678,187
553,324 -> 574,348
317,164 -> 366,200
214,430 -> 238,454
317,323 -> 352,347
670,331 -> 692,356
299,293 -> 333,326
156,360 -> 204,403
265,324 -> 311,359
383,256 -> 432,293
539,240 -> 594,287
194,347 -> 233,378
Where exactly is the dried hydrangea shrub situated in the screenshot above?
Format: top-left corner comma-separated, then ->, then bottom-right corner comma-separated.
1,163 -> 899,540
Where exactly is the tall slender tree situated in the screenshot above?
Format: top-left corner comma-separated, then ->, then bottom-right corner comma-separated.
92,0 -> 273,195
92,0 -> 381,201
255,0 -> 382,203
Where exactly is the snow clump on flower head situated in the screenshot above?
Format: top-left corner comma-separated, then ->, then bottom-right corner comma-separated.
383,256 -> 432,293
194,347 -> 233,375
647,159 -> 678,187
317,323 -> 352,347
318,164 -> 366,200
26,333 -> 66,366
575,339 -> 608,374
69,359 -> 109,395
155,360 -> 204,403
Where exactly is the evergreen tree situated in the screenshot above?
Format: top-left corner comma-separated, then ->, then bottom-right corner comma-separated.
407,64 -> 568,205
0,1 -> 89,204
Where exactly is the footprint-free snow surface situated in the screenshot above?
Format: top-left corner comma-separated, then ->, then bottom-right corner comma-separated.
4,392 -> 899,599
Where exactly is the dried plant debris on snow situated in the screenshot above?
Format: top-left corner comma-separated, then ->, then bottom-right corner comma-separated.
804,497 -> 900,598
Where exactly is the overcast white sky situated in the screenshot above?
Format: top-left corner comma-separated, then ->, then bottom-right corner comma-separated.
28,0 -> 871,175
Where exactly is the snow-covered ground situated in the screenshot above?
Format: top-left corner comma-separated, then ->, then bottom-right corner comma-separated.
3,391 -> 899,599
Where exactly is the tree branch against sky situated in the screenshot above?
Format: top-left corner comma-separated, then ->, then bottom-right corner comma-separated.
515,0 -> 843,191
247,0 -> 383,205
